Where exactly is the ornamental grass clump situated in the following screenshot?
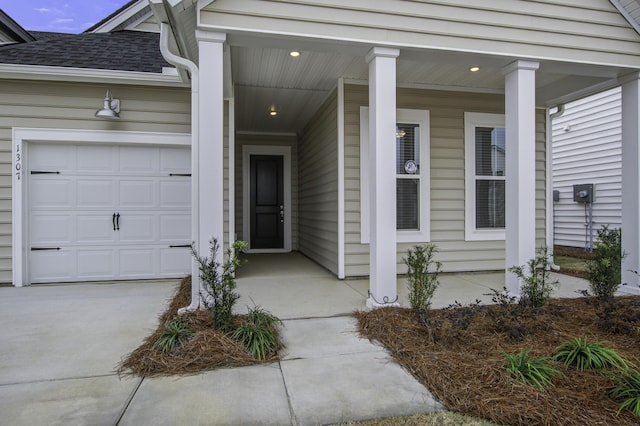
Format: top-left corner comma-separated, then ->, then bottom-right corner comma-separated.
608,369 -> 640,417
509,247 -> 558,311
403,244 -> 442,319
232,306 -> 283,360
153,317 -> 193,354
553,337 -> 631,371
503,349 -> 562,391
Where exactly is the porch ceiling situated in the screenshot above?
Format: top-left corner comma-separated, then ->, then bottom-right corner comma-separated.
228,32 -> 632,136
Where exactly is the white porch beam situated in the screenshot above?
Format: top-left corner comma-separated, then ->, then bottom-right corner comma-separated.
621,73 -> 640,294
365,46 -> 399,308
503,60 -> 540,295
196,30 -> 226,265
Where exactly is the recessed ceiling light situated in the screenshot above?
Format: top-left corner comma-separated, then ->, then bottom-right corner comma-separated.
469,66 -> 480,72
270,110 -> 278,116
289,50 -> 301,57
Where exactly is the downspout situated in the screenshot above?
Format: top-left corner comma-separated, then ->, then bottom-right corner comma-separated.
159,22 -> 201,314
546,104 -> 565,271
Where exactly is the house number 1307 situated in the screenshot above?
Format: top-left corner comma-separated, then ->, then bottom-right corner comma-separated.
15,145 -> 21,181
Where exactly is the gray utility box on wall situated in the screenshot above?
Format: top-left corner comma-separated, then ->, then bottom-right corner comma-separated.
573,183 -> 594,203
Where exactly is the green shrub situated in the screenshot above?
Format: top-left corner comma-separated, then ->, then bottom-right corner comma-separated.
503,349 -> 562,390
231,306 -> 283,360
191,238 -> 247,332
586,226 -> 624,301
607,369 -> 640,417
403,244 -> 442,316
508,247 -> 558,310
552,337 -> 630,371
153,317 -> 193,353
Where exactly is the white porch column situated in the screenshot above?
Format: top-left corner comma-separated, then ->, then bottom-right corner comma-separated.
621,73 -> 640,294
196,31 -> 226,264
366,47 -> 399,308
503,60 -> 539,295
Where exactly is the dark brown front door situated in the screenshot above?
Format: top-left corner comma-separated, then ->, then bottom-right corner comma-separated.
250,155 -> 284,249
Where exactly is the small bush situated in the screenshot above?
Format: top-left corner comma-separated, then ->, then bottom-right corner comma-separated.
607,369 -> 640,417
153,317 -> 193,353
586,226 -> 624,302
403,244 -> 442,317
503,349 -> 562,390
509,247 -> 558,310
552,337 -> 630,371
191,238 -> 247,332
231,306 -> 283,360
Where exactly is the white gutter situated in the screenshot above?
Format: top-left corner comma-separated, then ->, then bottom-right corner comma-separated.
159,21 -> 202,314
546,105 -> 565,271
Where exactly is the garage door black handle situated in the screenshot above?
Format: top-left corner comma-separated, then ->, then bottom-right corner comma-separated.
116,213 -> 120,230
112,213 -> 116,231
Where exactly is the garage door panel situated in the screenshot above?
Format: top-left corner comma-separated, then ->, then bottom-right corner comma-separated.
77,215 -> 117,243
30,249 -> 74,282
31,215 -> 74,244
29,143 -> 191,283
30,179 -> 74,209
119,248 -> 155,277
160,148 -> 190,174
119,214 -> 155,242
77,180 -> 115,208
159,181 -> 190,207
159,214 -> 191,241
119,180 -> 155,208
77,145 -> 116,173
119,146 -> 156,173
30,144 -> 75,172
77,249 -> 115,279
160,247 -> 191,275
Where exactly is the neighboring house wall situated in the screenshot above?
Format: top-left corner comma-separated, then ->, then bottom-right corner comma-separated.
0,79 -> 191,283
343,84 -> 546,277
551,87 -> 622,249
298,90 -> 339,274
201,0 -> 640,68
234,133 -> 299,250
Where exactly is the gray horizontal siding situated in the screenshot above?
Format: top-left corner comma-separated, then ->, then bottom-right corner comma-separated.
552,87 -> 622,248
201,0 -> 640,68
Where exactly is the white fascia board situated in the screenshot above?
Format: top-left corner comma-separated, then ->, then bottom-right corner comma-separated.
90,0 -> 149,33
0,63 -> 188,87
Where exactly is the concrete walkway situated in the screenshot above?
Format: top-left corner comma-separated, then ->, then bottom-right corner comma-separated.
0,254 -> 593,425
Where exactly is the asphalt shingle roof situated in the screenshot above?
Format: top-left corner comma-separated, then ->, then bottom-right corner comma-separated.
0,30 -> 171,73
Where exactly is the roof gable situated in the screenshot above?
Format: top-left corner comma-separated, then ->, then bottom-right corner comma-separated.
0,9 -> 35,44
86,0 -> 157,33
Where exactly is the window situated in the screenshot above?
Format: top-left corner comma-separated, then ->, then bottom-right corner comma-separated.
360,108 -> 430,243
465,112 -> 506,241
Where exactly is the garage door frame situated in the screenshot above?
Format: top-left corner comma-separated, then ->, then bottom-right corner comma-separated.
12,128 -> 191,287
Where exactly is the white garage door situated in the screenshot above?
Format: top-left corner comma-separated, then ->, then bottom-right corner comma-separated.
28,144 -> 192,283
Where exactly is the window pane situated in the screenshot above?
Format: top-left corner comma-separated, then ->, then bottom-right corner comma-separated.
396,124 -> 420,175
476,180 -> 505,229
397,179 -> 419,230
475,127 -> 505,177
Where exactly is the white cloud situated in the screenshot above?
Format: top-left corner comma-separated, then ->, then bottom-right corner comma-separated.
53,18 -> 74,24
34,7 -> 63,14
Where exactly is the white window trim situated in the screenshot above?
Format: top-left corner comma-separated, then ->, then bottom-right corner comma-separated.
464,112 -> 506,241
360,107 -> 430,244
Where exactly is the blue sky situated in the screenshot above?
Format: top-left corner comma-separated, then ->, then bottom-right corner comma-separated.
1,0 -> 132,33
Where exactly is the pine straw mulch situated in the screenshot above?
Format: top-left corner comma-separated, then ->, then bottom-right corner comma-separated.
355,296 -> 640,426
116,276 -> 279,377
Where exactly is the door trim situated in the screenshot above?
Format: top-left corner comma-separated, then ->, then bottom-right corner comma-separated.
242,145 -> 291,253
12,128 -> 191,286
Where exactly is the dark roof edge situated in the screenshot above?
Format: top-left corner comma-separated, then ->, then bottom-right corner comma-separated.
0,9 -> 36,42
84,0 -> 140,33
